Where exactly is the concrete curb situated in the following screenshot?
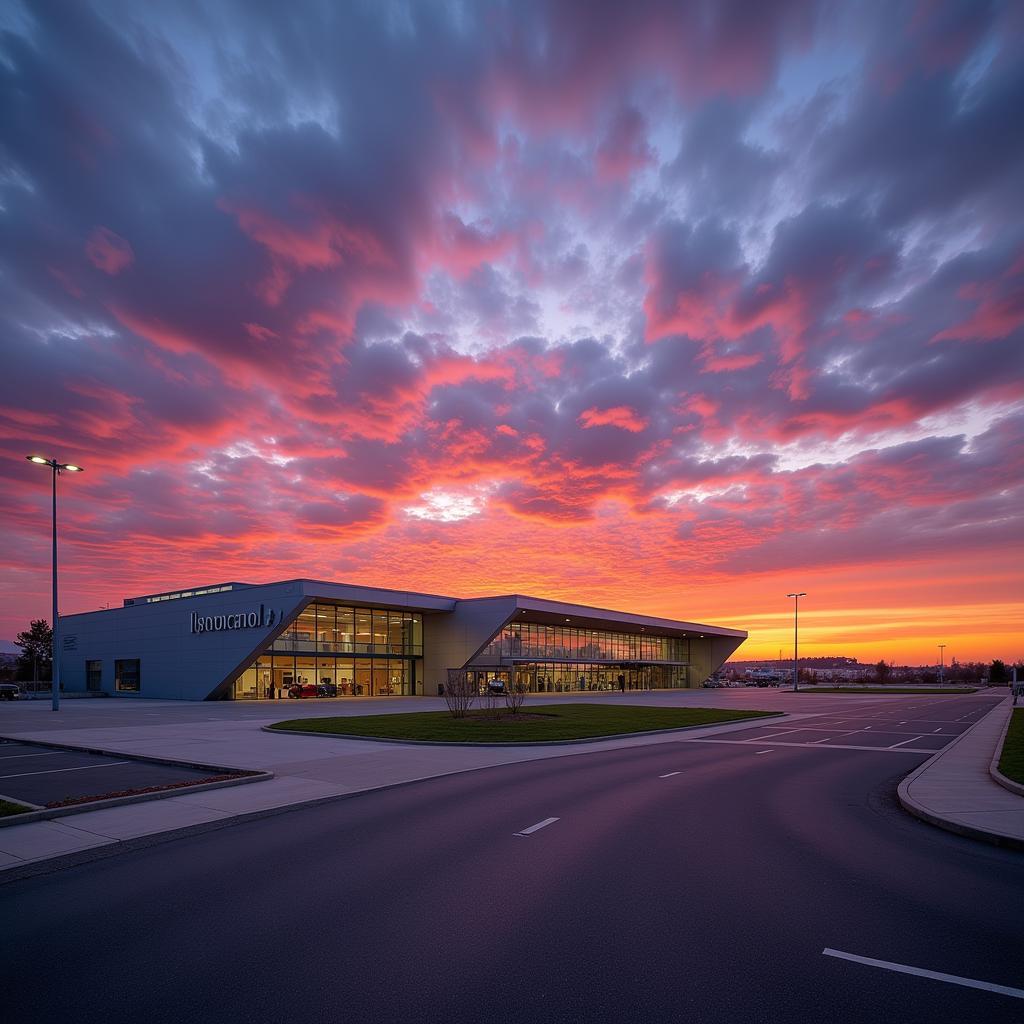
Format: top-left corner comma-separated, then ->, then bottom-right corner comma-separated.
0,733 -> 272,827
989,705 -> 1024,797
0,732 -> 259,774
897,700 -> 1024,852
260,711 -> 785,747
0,723 -> 755,885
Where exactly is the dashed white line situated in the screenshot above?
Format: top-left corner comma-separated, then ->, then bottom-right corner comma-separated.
658,772 -> 682,778
514,817 -> 560,837
0,761 -> 131,780
755,750 -> 774,754
822,948 -> 1024,1000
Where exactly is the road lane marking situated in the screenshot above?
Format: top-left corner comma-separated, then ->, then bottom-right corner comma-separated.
822,948 -> 1024,1000
0,761 -> 131,780
514,817 -> 560,837
888,735 -> 927,749
689,738 -> 932,754
658,772 -> 682,778
755,750 -> 774,754
0,751 -> 63,760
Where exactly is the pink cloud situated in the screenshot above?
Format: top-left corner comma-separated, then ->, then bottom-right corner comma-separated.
85,227 -> 134,275
579,405 -> 648,432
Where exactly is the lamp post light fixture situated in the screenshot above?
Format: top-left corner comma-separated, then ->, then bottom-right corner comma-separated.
938,644 -> 946,687
26,456 -> 84,711
786,592 -> 806,691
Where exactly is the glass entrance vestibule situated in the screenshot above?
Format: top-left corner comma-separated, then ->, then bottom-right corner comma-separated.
466,661 -> 690,693
231,601 -> 424,699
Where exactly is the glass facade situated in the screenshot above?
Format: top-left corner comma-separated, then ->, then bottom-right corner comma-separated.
471,621 -> 691,692
232,602 -> 422,699
466,663 -> 688,693
477,622 -> 689,665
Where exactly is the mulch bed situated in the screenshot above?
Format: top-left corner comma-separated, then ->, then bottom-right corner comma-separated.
44,771 -> 258,809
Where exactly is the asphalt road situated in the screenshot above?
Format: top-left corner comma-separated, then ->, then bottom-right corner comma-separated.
0,740 -> 223,806
2,694 -> 1022,1023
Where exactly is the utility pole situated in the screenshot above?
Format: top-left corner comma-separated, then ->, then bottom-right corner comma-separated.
787,593 -> 806,691
26,456 -> 84,710
938,644 -> 946,686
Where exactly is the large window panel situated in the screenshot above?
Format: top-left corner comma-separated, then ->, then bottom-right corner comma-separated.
317,604 -> 337,652
354,661 -> 371,696
387,612 -> 405,654
337,607 -> 355,651
336,658 -> 355,696
355,609 -> 372,653
372,610 -> 389,650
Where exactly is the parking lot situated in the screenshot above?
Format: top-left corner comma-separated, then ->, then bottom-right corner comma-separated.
692,694 -> 995,754
0,740 -> 236,808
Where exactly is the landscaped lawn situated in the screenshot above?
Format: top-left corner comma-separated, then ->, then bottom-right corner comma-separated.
998,708 -> 1024,785
269,703 -> 780,743
796,687 -> 976,695
0,798 -> 32,818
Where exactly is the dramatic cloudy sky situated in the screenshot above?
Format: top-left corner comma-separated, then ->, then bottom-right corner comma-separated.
2,0 -> 1022,663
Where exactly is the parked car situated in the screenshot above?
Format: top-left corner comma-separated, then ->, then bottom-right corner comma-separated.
0,683 -> 21,701
316,681 -> 338,698
287,681 -> 318,698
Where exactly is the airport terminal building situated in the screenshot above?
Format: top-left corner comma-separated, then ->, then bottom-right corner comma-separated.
58,579 -> 748,701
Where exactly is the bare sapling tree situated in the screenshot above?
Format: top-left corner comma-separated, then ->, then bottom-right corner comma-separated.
444,668 -> 476,719
504,673 -> 528,715
479,678 -> 499,718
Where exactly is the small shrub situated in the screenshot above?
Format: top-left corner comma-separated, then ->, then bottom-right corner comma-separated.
443,669 -> 476,719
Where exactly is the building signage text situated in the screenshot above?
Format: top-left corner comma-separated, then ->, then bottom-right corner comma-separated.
190,605 -> 281,634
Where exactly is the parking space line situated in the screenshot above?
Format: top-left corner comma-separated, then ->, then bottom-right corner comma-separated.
755,750 -> 774,754
822,948 -> 1024,1000
888,735 -> 927,749
658,772 -> 682,778
0,761 -> 131,780
514,817 -> 560,837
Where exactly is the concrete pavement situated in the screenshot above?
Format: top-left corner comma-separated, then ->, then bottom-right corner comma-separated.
3,720 -> 1022,1024
0,688 -> 1011,876
899,696 -> 1024,849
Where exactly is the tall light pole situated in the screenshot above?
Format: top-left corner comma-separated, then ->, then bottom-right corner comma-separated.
938,644 -> 946,686
26,456 -> 84,711
787,592 -> 806,691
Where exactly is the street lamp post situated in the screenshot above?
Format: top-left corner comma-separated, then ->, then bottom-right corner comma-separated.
26,456 -> 83,711
787,592 -> 806,691
938,644 -> 946,686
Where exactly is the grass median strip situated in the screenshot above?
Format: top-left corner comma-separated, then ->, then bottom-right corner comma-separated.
0,798 -> 33,818
998,708 -> 1024,785
269,703 -> 779,743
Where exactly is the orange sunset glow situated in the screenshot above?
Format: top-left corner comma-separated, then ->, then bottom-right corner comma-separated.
2,2 -> 1023,666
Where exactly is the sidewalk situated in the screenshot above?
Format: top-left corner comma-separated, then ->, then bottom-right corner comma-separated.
898,697 -> 1024,850
0,703 -> 810,881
